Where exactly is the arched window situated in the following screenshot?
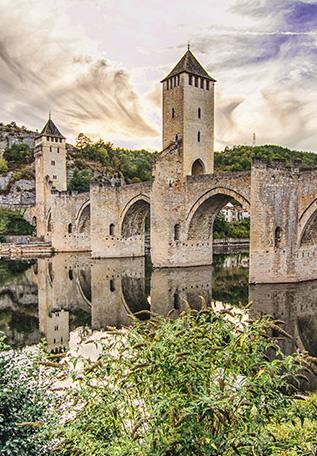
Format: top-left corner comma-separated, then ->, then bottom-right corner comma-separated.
177,75 -> 180,85
191,159 -> 205,176
189,75 -> 193,85
174,224 -> 180,241
110,279 -> 115,292
68,223 -> 73,234
275,226 -> 282,247
172,108 -> 175,119
167,79 -> 170,90
68,269 -> 73,280
200,78 -> 204,89
109,224 -> 115,236
175,134 -> 178,142
198,108 -> 201,119
195,77 -> 198,87
206,80 -> 210,90
197,131 -> 201,142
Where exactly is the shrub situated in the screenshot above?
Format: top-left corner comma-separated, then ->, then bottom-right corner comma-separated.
0,335 -> 57,455
0,209 -> 34,235
4,144 -> 33,164
52,306 -> 317,455
68,168 -> 92,193
0,159 -> 9,174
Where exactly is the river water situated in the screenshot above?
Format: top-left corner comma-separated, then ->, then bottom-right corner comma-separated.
0,252 -> 316,388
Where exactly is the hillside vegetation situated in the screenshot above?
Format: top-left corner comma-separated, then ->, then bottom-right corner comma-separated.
214,144 -> 317,172
1,122 -> 317,192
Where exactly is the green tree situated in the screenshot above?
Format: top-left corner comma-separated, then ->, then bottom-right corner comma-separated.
68,168 -> 92,193
0,209 -> 34,236
4,144 -> 33,164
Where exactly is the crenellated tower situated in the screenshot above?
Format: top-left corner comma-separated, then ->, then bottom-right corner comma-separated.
161,47 -> 216,176
34,115 -> 67,238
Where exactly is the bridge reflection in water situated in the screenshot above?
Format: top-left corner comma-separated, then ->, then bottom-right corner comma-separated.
0,253 -> 316,387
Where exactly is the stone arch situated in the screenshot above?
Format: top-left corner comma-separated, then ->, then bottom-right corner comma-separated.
191,159 -> 205,176
186,187 -> 250,240
121,276 -> 150,320
76,268 -> 92,306
121,195 -> 150,238
298,199 -> 317,246
76,201 -> 90,235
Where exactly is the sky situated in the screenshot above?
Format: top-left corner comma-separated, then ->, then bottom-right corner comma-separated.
1,0 -> 317,151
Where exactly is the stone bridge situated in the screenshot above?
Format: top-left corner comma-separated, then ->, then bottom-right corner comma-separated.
42,144 -> 317,284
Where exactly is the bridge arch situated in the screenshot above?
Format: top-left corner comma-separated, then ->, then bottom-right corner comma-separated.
76,268 -> 92,306
186,187 -> 250,240
76,200 -> 91,235
121,194 -> 150,238
298,199 -> 317,246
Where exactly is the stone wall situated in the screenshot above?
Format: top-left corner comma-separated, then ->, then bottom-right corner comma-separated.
90,181 -> 152,258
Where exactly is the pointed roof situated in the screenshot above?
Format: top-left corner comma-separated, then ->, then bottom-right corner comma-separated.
161,49 -> 216,83
38,115 -> 65,139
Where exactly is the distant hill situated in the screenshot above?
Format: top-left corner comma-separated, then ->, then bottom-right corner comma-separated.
214,145 -> 317,172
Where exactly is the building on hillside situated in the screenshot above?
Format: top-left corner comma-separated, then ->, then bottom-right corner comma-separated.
221,202 -> 250,223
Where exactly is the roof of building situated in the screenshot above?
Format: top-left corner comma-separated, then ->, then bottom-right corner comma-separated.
161,49 -> 216,82
38,116 -> 65,139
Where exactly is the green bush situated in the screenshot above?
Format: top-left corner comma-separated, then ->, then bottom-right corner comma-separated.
68,168 -> 92,193
4,144 -> 33,164
0,335 -> 56,455
0,159 -> 8,174
0,209 -> 34,235
52,306 -> 317,455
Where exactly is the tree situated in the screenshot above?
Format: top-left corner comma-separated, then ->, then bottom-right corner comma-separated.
4,144 -> 33,164
68,168 -> 92,193
0,209 -> 34,236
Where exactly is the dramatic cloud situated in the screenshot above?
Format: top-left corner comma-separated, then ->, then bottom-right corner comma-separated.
1,0 -> 317,151
0,0 -> 158,143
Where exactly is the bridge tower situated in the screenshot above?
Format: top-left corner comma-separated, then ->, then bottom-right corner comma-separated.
34,115 -> 67,238
161,46 -> 216,176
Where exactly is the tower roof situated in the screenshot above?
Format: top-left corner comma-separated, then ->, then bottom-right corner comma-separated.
161,49 -> 216,83
38,116 -> 65,139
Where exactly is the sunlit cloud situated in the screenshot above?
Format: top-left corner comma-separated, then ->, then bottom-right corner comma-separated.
0,0 -> 317,151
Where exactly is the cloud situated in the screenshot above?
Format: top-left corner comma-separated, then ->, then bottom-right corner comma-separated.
186,0 -> 317,150
0,0 -> 158,142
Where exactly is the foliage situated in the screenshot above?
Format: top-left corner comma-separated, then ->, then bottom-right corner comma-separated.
0,159 -> 9,174
0,259 -> 34,287
4,144 -> 33,165
0,209 -> 34,236
72,134 -> 154,183
52,306 -> 317,455
12,167 -> 34,182
0,334 -> 56,455
68,168 -> 92,193
213,212 -> 250,239
214,144 -> 317,173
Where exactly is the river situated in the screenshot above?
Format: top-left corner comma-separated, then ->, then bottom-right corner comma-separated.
0,252 -> 316,388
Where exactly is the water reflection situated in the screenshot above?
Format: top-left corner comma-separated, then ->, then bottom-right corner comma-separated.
0,253 -> 316,384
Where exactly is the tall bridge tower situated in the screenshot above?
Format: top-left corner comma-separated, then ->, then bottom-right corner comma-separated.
161,46 -> 216,176
34,115 -> 67,238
